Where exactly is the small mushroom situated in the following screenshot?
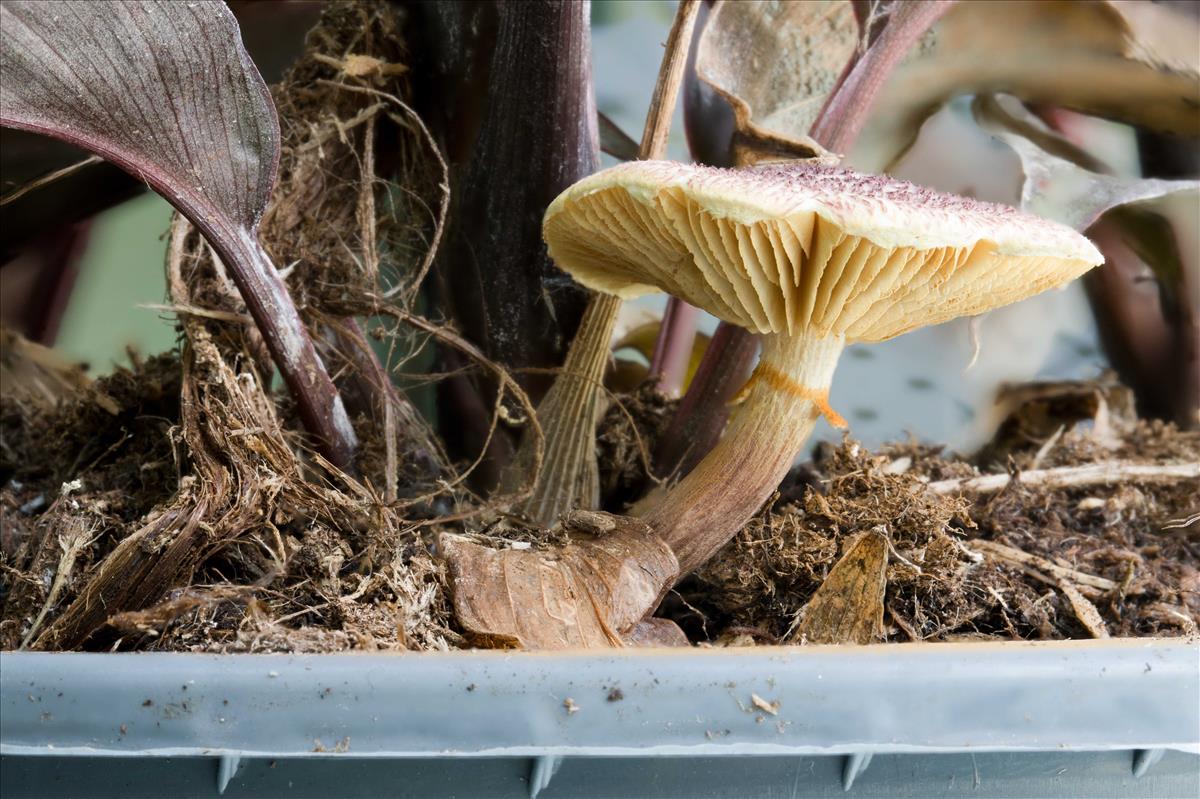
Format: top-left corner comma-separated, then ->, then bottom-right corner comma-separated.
544,160 -> 1103,573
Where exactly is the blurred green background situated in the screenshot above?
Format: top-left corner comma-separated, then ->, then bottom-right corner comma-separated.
53,194 -> 175,369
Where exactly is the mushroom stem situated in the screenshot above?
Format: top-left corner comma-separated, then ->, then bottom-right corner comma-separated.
644,332 -> 844,574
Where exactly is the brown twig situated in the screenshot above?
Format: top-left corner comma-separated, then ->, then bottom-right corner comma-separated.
638,0 -> 702,159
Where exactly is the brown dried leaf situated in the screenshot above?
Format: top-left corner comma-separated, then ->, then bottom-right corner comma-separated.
694,0 -> 843,165
442,513 -> 679,650
793,528 -> 888,645
858,0 -> 1200,171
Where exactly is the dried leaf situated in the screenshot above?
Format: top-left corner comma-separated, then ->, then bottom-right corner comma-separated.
858,0 -> 1200,171
442,513 -> 679,650
793,529 -> 888,645
0,0 -> 356,468
693,0 -> 842,165
622,617 -> 689,648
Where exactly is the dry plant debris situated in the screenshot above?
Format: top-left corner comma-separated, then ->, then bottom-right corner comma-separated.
674,384 -> 1198,645
3,319 -> 1197,651
1,2 -> 460,654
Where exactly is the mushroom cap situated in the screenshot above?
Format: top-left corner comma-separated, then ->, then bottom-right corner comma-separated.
543,161 -> 1103,343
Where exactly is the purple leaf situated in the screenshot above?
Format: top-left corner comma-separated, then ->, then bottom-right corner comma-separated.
0,0 -> 357,470
973,96 -> 1200,232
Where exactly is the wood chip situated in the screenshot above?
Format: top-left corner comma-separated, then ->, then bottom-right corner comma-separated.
751,693 -> 780,715
1147,604 -> 1199,635
927,461 -> 1200,495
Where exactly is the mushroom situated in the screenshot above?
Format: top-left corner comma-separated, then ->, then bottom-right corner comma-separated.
543,160 -> 1103,574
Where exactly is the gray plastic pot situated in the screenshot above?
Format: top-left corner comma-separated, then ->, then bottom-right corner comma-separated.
2,638 -> 1198,798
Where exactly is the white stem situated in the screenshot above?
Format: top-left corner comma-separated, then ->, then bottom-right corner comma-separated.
927,462 -> 1200,495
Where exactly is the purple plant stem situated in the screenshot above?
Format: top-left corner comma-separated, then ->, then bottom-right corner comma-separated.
655,322 -> 758,479
411,0 -> 598,486
647,297 -> 700,397
659,0 -> 953,480
229,235 -> 359,473
810,1 -> 954,155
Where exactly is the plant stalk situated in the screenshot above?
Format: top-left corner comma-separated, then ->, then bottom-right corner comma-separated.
509,0 -> 701,525
654,321 -> 758,479
218,230 -> 358,473
412,0 -> 598,487
647,297 -> 700,397
810,0 -> 954,155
